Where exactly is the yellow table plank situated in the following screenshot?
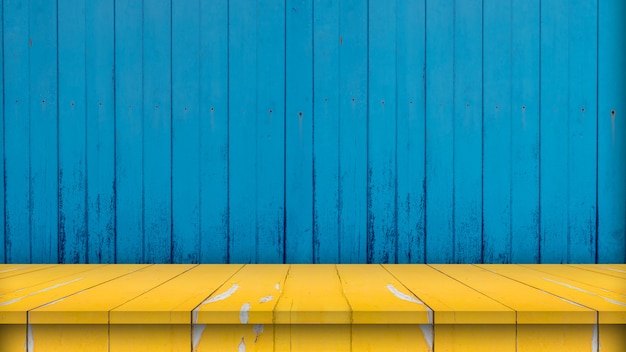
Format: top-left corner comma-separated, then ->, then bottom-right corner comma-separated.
0,264 -> 57,280
111,264 -> 243,324
383,264 -> 515,324
477,264 -> 626,324
431,264 -> 596,324
29,264 -> 194,324
523,264 -> 626,296
569,264 -> 626,280
192,264 -> 288,352
516,325 -> 597,352
274,264 -> 351,324
337,264 -> 431,324
274,265 -> 351,351
0,264 -> 149,324
599,324 -> 626,352
434,324 -> 516,352
0,324 -> 26,352
110,325 -> 190,352
30,324 -> 109,352
0,264 -> 106,296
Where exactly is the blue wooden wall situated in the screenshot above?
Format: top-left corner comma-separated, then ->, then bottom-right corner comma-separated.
1,0 -> 624,264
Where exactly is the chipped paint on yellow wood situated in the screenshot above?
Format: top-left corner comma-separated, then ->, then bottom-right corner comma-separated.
30,265 -> 194,324
477,264 -> 626,324
110,324 -> 190,352
274,264 -> 351,324
599,324 -> 626,352
352,324 -> 432,352
30,324 -> 109,352
337,264 -> 432,324
275,324 -> 351,352
0,264 -> 106,295
0,324 -> 26,351
195,324 -> 273,352
383,264 -> 515,324
432,264 -> 597,324
194,264 -> 288,325
517,325 -> 596,352
0,264 -> 58,280
111,264 -> 242,324
0,264 -> 150,324
434,324 -> 516,352
521,264 -> 626,296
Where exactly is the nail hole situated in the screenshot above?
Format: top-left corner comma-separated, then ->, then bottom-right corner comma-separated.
351,98 -> 355,102
495,105 -> 499,110
522,105 -> 526,111
298,112 -> 303,117
409,101 -> 413,105
184,107 -> 188,111
99,102 -> 103,106
269,109 -> 273,113
15,100 -> 18,103
324,98 -> 328,102
611,109 -> 615,116
155,105 -> 159,109
71,101 -> 75,106
42,100 -> 45,103
381,100 -> 385,105
466,103 -> 469,108
211,107 -> 215,112
581,107 -> 585,112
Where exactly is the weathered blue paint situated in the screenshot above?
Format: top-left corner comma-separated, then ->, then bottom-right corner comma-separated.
1,0 -> 624,265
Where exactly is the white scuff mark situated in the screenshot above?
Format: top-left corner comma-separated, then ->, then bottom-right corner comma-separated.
0,266 -> 26,273
275,283 -> 280,291
543,277 -> 626,306
592,324 -> 598,352
419,324 -> 433,352
240,302 -> 251,324
254,324 -> 264,343
238,337 -> 246,352
203,284 -> 239,304
1,278 -> 83,307
191,324 -> 206,351
259,295 -> 273,303
27,324 -> 34,352
387,284 -> 433,323
599,266 -> 626,274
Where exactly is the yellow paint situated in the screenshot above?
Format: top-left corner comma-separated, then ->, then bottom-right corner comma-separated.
599,324 -> 626,352
336,264 -> 431,324
194,264 -> 288,324
384,264 -> 515,324
275,324 -> 351,352
196,324 -> 273,352
434,324 -> 516,352
274,264 -> 351,324
569,264 -> 626,280
0,264 -> 57,280
522,264 -> 626,296
30,324 -> 109,352
0,324 -> 26,352
477,264 -> 625,324
110,324 -> 189,352
517,325 -> 595,352
0,264 -> 105,295
0,264 -> 149,324
352,325 -> 433,352
111,264 -> 242,324
30,265 -> 194,324
432,264 -> 596,324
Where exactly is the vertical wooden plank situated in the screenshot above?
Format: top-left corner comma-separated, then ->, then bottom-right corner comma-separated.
172,0 -> 200,263
29,0 -> 58,263
483,0 -> 512,263
256,0 -> 285,263
598,0 -> 626,263
338,0 -> 367,264
2,0 -> 30,263
199,0 -> 229,263
313,0 -> 339,263
285,0 -> 313,264
58,0 -> 87,264
425,0 -> 454,263
86,0 -> 115,264
568,0 -> 597,263
453,0 -> 482,263
143,0 -> 172,263
115,0 -> 144,263
0,0 -> 4,264
511,0 -> 540,263
367,0 -> 397,264
540,0 -> 569,263
229,0 -> 257,263
396,0 -> 426,264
